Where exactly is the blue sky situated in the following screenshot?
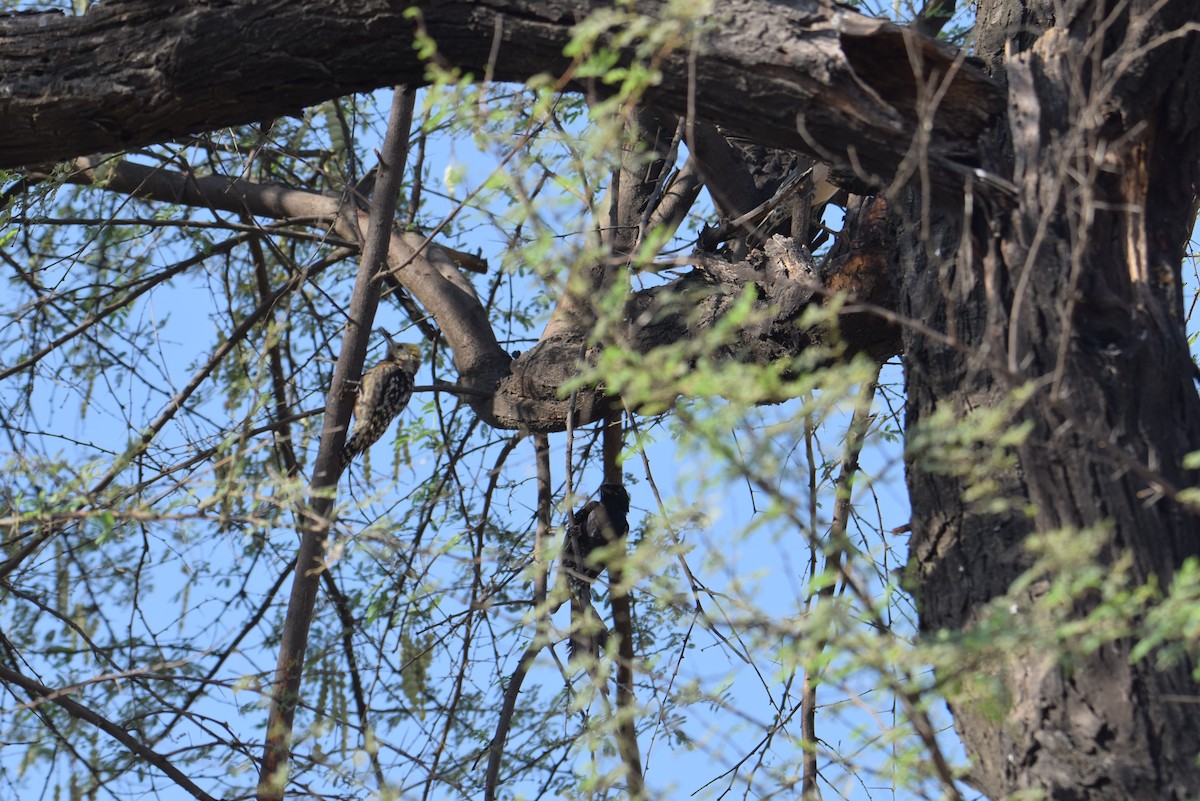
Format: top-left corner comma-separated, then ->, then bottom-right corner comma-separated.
0,85 -> 966,799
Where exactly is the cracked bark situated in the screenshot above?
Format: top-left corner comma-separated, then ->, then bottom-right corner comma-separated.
897,2 -> 1200,797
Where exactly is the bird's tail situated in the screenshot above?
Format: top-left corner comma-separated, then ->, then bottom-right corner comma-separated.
568,588 -> 608,665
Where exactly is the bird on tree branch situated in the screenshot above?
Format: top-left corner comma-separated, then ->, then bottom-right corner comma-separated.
341,340 -> 421,467
560,483 -> 630,663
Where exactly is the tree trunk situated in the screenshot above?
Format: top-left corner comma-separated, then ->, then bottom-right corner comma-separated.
901,1 -> 1200,797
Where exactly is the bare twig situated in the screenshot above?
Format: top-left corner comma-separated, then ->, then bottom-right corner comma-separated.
0,664 -> 218,801
604,410 -> 645,798
801,364 -> 879,798
484,433 -> 554,801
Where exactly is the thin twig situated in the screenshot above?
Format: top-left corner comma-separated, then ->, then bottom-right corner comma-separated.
0,664 -> 218,801
802,365 -> 879,798
484,433 -> 554,801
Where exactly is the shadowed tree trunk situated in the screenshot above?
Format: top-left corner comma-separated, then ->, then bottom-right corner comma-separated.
2,0 -> 1198,797
900,1 -> 1200,797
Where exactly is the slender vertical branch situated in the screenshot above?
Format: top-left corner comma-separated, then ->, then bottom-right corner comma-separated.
484,433 -> 554,801
801,365 -> 879,799
534,433 -> 553,607
256,86 -> 416,801
604,410 -> 644,798
245,220 -> 301,477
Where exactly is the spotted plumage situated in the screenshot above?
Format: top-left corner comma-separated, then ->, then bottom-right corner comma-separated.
341,342 -> 421,466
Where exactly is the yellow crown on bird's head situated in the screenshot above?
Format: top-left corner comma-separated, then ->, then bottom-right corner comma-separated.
387,342 -> 422,373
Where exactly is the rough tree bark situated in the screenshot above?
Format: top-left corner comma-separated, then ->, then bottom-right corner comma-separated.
899,1 -> 1200,798
3,0 -> 1199,798
0,0 -> 1000,192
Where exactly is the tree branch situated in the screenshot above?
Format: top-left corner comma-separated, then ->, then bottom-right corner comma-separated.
256,86 -> 416,801
0,0 -> 1002,198
0,663 -> 218,801
33,142 -> 904,438
44,156 -> 512,422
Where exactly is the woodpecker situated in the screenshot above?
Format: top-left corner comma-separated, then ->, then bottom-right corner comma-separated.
560,483 -> 630,662
341,341 -> 421,466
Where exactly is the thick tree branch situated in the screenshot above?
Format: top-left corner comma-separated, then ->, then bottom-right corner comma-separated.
0,0 -> 1002,198
45,156 -> 512,420
47,155 -> 900,432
